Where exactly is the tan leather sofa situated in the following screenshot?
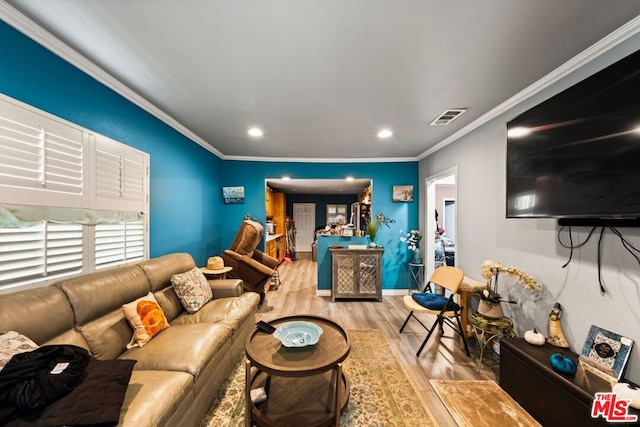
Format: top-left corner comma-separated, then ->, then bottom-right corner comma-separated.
0,253 -> 260,426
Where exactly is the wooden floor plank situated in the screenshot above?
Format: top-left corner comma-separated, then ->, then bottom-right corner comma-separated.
256,253 -> 500,426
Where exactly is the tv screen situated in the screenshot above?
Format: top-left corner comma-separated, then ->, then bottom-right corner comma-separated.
506,48 -> 640,219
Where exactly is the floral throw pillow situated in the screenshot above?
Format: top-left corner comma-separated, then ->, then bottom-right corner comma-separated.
122,292 -> 169,348
170,267 -> 213,314
0,331 -> 39,372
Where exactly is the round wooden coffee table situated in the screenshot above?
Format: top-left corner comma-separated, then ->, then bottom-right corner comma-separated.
245,315 -> 351,427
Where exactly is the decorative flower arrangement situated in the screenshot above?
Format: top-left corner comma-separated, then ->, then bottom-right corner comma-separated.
477,260 -> 540,306
400,230 -> 422,251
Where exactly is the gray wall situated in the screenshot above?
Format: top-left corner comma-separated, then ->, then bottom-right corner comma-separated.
420,33 -> 640,383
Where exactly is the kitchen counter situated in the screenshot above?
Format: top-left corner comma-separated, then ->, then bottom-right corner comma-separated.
265,233 -> 283,242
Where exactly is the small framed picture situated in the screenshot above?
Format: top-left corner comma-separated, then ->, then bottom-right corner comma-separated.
392,185 -> 414,202
578,325 -> 634,380
222,186 -> 245,204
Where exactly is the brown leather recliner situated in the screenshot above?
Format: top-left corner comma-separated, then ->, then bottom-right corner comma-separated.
221,220 -> 278,302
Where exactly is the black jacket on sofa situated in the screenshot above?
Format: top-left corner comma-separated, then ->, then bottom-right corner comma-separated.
0,345 -> 135,427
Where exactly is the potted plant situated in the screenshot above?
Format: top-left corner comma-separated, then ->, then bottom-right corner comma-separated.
366,218 -> 379,246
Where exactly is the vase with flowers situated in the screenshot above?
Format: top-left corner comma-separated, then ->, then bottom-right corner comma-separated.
400,229 -> 423,264
477,260 -> 540,318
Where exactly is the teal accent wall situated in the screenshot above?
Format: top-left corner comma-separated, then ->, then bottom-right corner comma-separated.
220,160 -> 419,289
0,21 -> 223,265
285,193 -> 360,228
1,21 -> 420,289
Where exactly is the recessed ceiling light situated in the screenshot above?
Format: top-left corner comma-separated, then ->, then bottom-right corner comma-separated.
248,127 -> 263,137
377,129 -> 393,139
346,176 -> 354,182
282,176 -> 290,181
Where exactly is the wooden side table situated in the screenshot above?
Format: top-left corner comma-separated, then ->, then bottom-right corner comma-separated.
200,266 -> 232,279
408,262 -> 424,294
470,310 -> 517,371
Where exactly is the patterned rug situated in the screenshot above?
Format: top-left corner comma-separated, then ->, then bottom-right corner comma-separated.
430,380 -> 541,427
200,329 -> 437,427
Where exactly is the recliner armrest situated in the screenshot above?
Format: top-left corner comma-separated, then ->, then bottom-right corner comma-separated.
209,279 -> 243,298
252,250 -> 279,269
223,250 -> 274,276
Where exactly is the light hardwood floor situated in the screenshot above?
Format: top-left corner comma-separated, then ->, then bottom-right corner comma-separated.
256,253 -> 500,427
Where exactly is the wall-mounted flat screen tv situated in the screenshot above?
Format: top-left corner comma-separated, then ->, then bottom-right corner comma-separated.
506,47 -> 640,220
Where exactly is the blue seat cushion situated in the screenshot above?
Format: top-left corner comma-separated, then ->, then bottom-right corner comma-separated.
412,292 -> 460,311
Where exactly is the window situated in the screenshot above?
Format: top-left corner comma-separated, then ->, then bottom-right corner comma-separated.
0,94 -> 149,293
95,222 -> 145,269
0,222 -> 83,292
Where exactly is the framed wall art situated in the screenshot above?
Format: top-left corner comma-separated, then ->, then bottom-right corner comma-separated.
578,325 -> 634,380
392,185 -> 414,202
222,186 -> 245,204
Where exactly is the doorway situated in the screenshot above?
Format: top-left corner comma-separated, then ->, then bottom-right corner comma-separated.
425,167 -> 457,278
293,203 -> 315,253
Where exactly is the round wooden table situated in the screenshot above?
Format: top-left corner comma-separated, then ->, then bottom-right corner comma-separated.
244,315 -> 351,427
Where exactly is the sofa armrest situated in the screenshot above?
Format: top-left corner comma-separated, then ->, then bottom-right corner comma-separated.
209,279 -> 243,299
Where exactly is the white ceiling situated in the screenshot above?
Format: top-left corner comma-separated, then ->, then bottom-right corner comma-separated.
3,1 -> 640,162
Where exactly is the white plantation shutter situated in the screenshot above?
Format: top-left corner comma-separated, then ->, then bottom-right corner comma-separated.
0,222 -> 82,290
95,222 -> 145,269
0,95 -> 149,293
95,135 -> 147,212
0,223 -> 45,286
0,100 -> 84,207
46,223 -> 83,275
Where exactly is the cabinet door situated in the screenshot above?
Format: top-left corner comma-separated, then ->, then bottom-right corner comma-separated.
357,254 -> 379,296
333,254 -> 356,296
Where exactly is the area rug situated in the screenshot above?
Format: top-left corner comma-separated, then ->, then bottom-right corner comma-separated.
429,380 -> 541,427
200,329 -> 437,426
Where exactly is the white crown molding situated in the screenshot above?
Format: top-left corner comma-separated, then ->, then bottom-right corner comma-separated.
417,14 -> 640,160
222,155 -> 417,163
0,2 -> 225,159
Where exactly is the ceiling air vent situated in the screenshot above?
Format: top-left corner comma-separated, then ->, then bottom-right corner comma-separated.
429,108 -> 467,126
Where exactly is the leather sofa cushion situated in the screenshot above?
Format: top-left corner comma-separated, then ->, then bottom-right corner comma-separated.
78,309 -> 133,360
153,286 -> 184,322
138,253 -> 196,292
0,286 -> 75,344
118,369 -> 193,427
171,292 -> 260,332
120,323 -> 232,378
58,265 -> 151,325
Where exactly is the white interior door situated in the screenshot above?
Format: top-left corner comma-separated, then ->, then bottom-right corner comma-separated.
293,203 -> 315,253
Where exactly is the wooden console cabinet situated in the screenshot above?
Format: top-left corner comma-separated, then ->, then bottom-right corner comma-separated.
500,337 -> 639,426
330,248 -> 383,302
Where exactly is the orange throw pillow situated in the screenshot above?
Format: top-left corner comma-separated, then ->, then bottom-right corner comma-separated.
122,292 -> 169,348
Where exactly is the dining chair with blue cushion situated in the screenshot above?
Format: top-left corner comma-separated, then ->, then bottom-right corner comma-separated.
399,266 -> 470,357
